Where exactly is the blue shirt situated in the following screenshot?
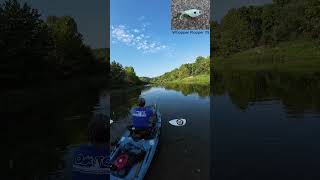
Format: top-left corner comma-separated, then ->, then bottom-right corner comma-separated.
131,106 -> 154,129
72,144 -> 110,180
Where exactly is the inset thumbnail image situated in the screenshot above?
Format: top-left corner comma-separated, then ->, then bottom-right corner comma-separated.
171,0 -> 210,30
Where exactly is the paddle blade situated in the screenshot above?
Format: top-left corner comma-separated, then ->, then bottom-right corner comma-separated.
169,119 -> 186,126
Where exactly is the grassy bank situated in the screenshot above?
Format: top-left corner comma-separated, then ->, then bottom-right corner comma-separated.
214,39 -> 320,75
152,74 -> 210,85
163,74 -> 210,85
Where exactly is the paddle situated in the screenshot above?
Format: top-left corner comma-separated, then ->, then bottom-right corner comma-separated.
168,118 -> 187,127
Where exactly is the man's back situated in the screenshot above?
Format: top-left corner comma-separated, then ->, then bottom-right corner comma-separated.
131,106 -> 154,129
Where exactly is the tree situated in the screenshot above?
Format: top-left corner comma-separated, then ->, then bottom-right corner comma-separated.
151,56 -> 210,83
220,9 -> 255,56
210,21 -> 221,55
0,0 -> 52,84
273,0 -> 292,6
304,0 -> 320,39
239,6 -> 263,46
110,61 -> 125,85
46,16 -> 95,75
262,1 -> 306,45
124,66 -> 139,84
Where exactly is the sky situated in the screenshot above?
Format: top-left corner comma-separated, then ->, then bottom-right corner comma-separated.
212,0 -> 272,21
111,0 -> 210,78
15,0 -> 108,49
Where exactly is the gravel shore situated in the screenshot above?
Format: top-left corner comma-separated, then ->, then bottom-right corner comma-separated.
171,0 -> 210,30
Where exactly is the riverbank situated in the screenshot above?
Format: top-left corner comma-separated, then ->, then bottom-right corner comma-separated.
151,74 -> 210,86
166,74 -> 210,85
214,39 -> 320,75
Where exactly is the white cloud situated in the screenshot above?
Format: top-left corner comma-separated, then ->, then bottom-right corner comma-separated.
111,24 -> 167,53
111,25 -> 134,45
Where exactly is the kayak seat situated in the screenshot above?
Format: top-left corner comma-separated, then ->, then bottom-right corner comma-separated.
130,128 -> 156,140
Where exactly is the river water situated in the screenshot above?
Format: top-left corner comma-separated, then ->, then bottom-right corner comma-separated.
212,71 -> 320,179
111,84 -> 210,180
7,71 -> 320,180
6,81 -> 109,180
7,82 -> 210,179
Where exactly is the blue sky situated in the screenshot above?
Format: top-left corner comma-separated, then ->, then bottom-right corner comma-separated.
111,0 -> 210,78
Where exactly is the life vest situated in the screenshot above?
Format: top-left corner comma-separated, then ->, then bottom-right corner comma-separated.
131,107 -> 154,129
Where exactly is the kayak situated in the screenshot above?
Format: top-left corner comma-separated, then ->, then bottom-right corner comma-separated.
110,105 -> 161,180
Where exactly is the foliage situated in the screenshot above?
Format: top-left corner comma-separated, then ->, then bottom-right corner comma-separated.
219,7 -> 261,56
169,74 -> 210,85
214,39 -> 320,74
93,48 -> 108,62
0,0 -> 52,84
139,77 -> 151,83
210,21 -> 221,55
304,0 -> 320,39
0,0 -> 108,89
211,0 -> 320,57
152,56 -> 210,84
110,61 -> 142,88
46,16 -> 101,76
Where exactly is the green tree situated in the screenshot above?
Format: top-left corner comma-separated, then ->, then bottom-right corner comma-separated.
152,56 -> 210,83
0,0 -> 52,85
210,21 -> 221,55
46,16 -> 95,75
273,0 -> 293,6
110,61 -> 125,85
304,0 -> 320,39
178,64 -> 192,79
239,6 -> 263,46
124,66 -> 140,84
261,4 -> 278,45
220,9 -> 255,56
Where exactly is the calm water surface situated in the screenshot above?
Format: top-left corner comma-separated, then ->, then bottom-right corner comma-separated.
212,71 -> 320,180
6,82 -> 109,180
8,71 -> 320,180
111,84 -> 210,180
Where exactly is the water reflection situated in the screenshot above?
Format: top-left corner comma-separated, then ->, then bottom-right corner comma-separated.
164,83 -> 210,97
6,82 -> 109,180
110,84 -> 210,122
212,70 -> 320,179
212,71 -> 320,115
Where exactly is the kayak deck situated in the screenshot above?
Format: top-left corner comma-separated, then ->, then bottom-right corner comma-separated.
110,106 -> 161,180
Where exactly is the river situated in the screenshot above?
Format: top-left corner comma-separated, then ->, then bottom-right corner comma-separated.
111,84 -> 210,180
212,71 -> 320,179
7,71 -> 320,179
6,80 -> 109,180
7,82 -> 210,179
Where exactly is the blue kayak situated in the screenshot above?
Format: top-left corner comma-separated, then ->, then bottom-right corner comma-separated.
110,105 -> 161,180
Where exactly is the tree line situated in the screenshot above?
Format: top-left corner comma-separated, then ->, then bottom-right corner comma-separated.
152,56 -> 210,83
211,0 -> 320,57
0,0 -> 108,89
110,61 -> 142,88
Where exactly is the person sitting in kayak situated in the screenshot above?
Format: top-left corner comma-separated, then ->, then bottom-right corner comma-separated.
71,116 -> 110,180
131,98 -> 155,130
